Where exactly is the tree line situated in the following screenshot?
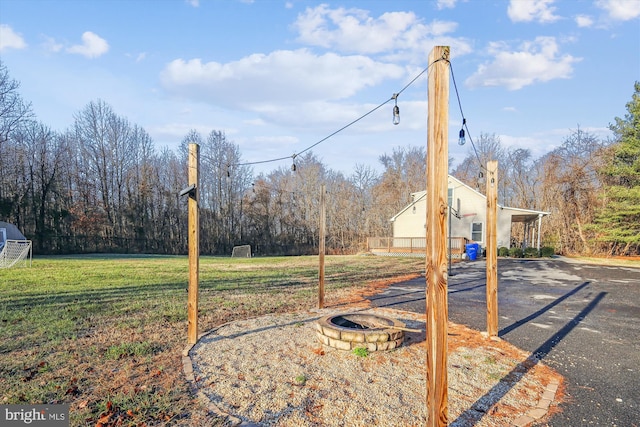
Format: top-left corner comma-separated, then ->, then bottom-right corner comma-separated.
1,62 -> 638,256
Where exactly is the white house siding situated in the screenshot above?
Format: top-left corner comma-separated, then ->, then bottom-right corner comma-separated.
392,198 -> 426,238
390,176 -> 547,250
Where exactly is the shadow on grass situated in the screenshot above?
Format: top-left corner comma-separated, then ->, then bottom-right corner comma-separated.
0,274 -> 318,311
451,289 -> 607,426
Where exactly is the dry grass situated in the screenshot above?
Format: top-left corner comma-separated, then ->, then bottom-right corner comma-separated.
564,255 -> 640,268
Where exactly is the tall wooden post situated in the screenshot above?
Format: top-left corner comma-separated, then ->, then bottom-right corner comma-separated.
486,160 -> 498,337
318,184 -> 326,309
425,45 -> 450,427
187,143 -> 200,344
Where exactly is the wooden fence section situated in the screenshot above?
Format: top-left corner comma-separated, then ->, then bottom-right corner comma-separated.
367,237 -> 469,257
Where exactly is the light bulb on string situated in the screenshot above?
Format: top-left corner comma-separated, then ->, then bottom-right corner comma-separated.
392,93 -> 400,125
458,118 -> 466,145
291,154 -> 297,172
458,128 -> 466,146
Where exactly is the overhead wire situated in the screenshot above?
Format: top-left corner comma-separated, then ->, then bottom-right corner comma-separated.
234,60 -> 439,169
231,55 -> 480,174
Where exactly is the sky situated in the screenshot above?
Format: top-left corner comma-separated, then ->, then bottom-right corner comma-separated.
1,0 -> 639,176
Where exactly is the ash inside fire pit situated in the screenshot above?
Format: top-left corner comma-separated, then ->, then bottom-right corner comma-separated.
332,316 -> 372,329
315,313 -> 405,351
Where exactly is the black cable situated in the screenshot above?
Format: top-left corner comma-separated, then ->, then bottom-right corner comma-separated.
234,62 -> 436,168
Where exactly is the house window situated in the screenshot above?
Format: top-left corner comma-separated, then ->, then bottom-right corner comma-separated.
471,222 -> 483,242
447,188 -> 453,207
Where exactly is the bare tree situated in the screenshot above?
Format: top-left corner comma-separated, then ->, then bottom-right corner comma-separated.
451,132 -> 506,195
370,146 -> 426,236
0,61 -> 33,146
536,127 -> 604,254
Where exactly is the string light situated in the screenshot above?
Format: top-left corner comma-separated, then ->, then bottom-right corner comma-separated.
450,62 -> 485,174
205,56 -> 483,188
229,61 -> 437,171
392,93 -> 400,125
458,118 -> 466,146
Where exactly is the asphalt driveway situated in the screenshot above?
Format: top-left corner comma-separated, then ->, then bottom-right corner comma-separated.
368,257 -> 640,426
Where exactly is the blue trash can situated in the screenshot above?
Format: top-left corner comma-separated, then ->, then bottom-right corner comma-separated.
465,243 -> 479,261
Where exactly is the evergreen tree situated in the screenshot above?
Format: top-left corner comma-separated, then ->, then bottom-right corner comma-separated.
592,82 -> 640,255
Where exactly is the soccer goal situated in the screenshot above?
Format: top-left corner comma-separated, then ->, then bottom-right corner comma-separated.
0,239 -> 33,268
231,245 -> 251,258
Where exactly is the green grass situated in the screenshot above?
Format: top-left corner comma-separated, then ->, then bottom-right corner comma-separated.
352,346 -> 370,357
0,254 -> 423,426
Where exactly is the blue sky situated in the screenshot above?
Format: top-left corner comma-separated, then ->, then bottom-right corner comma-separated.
1,0 -> 639,175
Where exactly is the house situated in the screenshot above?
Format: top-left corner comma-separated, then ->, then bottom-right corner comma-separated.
368,175 -> 549,256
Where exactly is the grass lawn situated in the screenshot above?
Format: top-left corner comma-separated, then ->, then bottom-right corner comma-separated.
0,254 -> 424,426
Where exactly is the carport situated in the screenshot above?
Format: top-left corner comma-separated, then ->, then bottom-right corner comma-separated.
503,207 -> 549,250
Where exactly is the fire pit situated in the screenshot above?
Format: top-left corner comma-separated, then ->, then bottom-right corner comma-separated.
315,313 -> 406,351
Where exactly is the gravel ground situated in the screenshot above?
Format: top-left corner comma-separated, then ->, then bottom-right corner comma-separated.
189,307 -> 562,426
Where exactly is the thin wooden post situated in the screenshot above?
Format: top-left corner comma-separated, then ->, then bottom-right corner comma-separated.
187,143 -> 200,344
486,160 -> 498,337
425,45 -> 450,427
318,184 -> 326,309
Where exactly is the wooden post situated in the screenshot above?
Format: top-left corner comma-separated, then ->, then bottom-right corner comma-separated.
486,160 -> 498,337
425,45 -> 450,427
318,184 -> 326,309
187,143 -> 200,344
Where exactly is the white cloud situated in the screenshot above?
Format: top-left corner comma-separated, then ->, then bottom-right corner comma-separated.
292,5 -> 462,56
595,0 -> 640,21
507,0 -> 561,23
436,0 -> 458,9
575,14 -> 594,27
244,118 -> 267,126
66,31 -> 109,58
185,0 -> 199,7
0,24 -> 27,51
465,37 -> 581,90
160,49 -> 404,110
42,36 -> 63,53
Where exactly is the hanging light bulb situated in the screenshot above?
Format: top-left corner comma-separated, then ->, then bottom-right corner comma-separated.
458,128 -> 466,146
458,118 -> 466,145
291,154 -> 297,172
392,93 -> 400,125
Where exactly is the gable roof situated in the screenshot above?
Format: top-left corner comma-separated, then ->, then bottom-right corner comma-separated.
390,175 -> 549,222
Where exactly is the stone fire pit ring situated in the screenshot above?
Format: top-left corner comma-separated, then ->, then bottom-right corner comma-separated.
315,313 -> 406,351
